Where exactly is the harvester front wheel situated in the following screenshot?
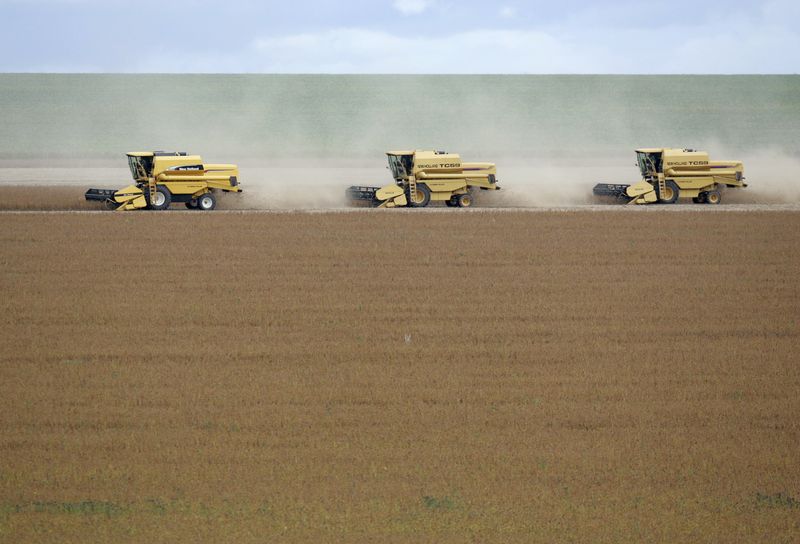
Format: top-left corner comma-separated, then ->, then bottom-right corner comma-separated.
659,180 -> 680,204
408,184 -> 431,207
149,187 -> 172,210
197,192 -> 217,211
456,193 -> 473,208
705,190 -> 721,205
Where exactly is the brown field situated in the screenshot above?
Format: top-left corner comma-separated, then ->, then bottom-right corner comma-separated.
1,211 -> 799,543
0,186 -> 97,211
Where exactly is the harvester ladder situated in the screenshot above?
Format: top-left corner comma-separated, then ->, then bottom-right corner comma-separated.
147,179 -> 156,205
657,175 -> 666,200
408,176 -> 417,204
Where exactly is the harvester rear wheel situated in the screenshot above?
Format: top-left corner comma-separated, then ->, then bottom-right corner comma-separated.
149,187 -> 171,210
408,184 -> 431,207
197,192 -> 217,211
692,195 -> 706,204
185,199 -> 198,209
456,193 -> 473,208
705,190 -> 721,205
445,197 -> 458,207
658,180 -> 680,204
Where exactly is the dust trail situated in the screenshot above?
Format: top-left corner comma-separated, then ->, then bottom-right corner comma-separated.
231,161 -> 383,209
2,151 -> 799,210
492,149 -> 800,207
2,75 -> 799,209
716,148 -> 800,204
485,156 -> 630,207
235,157 -> 627,209
229,155 -> 641,209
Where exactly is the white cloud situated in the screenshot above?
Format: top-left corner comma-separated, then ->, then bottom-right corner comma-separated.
252,28 -> 610,73
392,0 -> 431,15
3,0 -> 799,73
499,6 -> 516,19
246,8 -> 800,74
761,0 -> 800,22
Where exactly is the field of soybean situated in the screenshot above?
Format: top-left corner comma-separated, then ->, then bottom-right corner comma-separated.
1,211 -> 799,542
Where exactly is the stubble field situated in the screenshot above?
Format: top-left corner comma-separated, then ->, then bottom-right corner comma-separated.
1,210 -> 799,542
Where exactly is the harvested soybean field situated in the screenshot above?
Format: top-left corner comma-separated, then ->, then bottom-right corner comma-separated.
0,211 -> 799,543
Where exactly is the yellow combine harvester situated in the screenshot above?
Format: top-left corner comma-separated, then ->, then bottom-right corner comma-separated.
346,150 -> 500,208
593,148 -> 746,204
85,151 -> 241,211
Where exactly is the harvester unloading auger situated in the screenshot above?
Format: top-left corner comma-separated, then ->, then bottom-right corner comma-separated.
347,150 -> 500,208
593,148 -> 746,204
85,151 -> 241,211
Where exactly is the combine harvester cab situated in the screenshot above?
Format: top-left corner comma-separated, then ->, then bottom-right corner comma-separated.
593,148 -> 746,205
85,151 -> 241,211
346,150 -> 500,208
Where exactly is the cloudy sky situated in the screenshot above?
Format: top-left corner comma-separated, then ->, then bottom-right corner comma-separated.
1,0 -> 798,73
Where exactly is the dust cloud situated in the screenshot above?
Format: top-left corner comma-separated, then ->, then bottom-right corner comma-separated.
711,147 -> 800,204
231,161 -> 382,209
226,148 -> 800,209
3,149 -> 799,210
1,76 -> 799,209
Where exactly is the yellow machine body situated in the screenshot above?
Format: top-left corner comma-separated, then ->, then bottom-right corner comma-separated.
85,151 -> 241,211
594,148 -> 745,205
346,150 -> 500,208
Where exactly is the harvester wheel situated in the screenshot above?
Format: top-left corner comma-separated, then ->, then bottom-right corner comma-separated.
456,193 -> 473,208
658,180 -> 680,204
445,197 -> 458,207
197,192 -> 217,211
185,199 -> 198,209
408,184 -> 431,207
692,195 -> 706,204
705,190 -> 721,205
149,187 -> 171,210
